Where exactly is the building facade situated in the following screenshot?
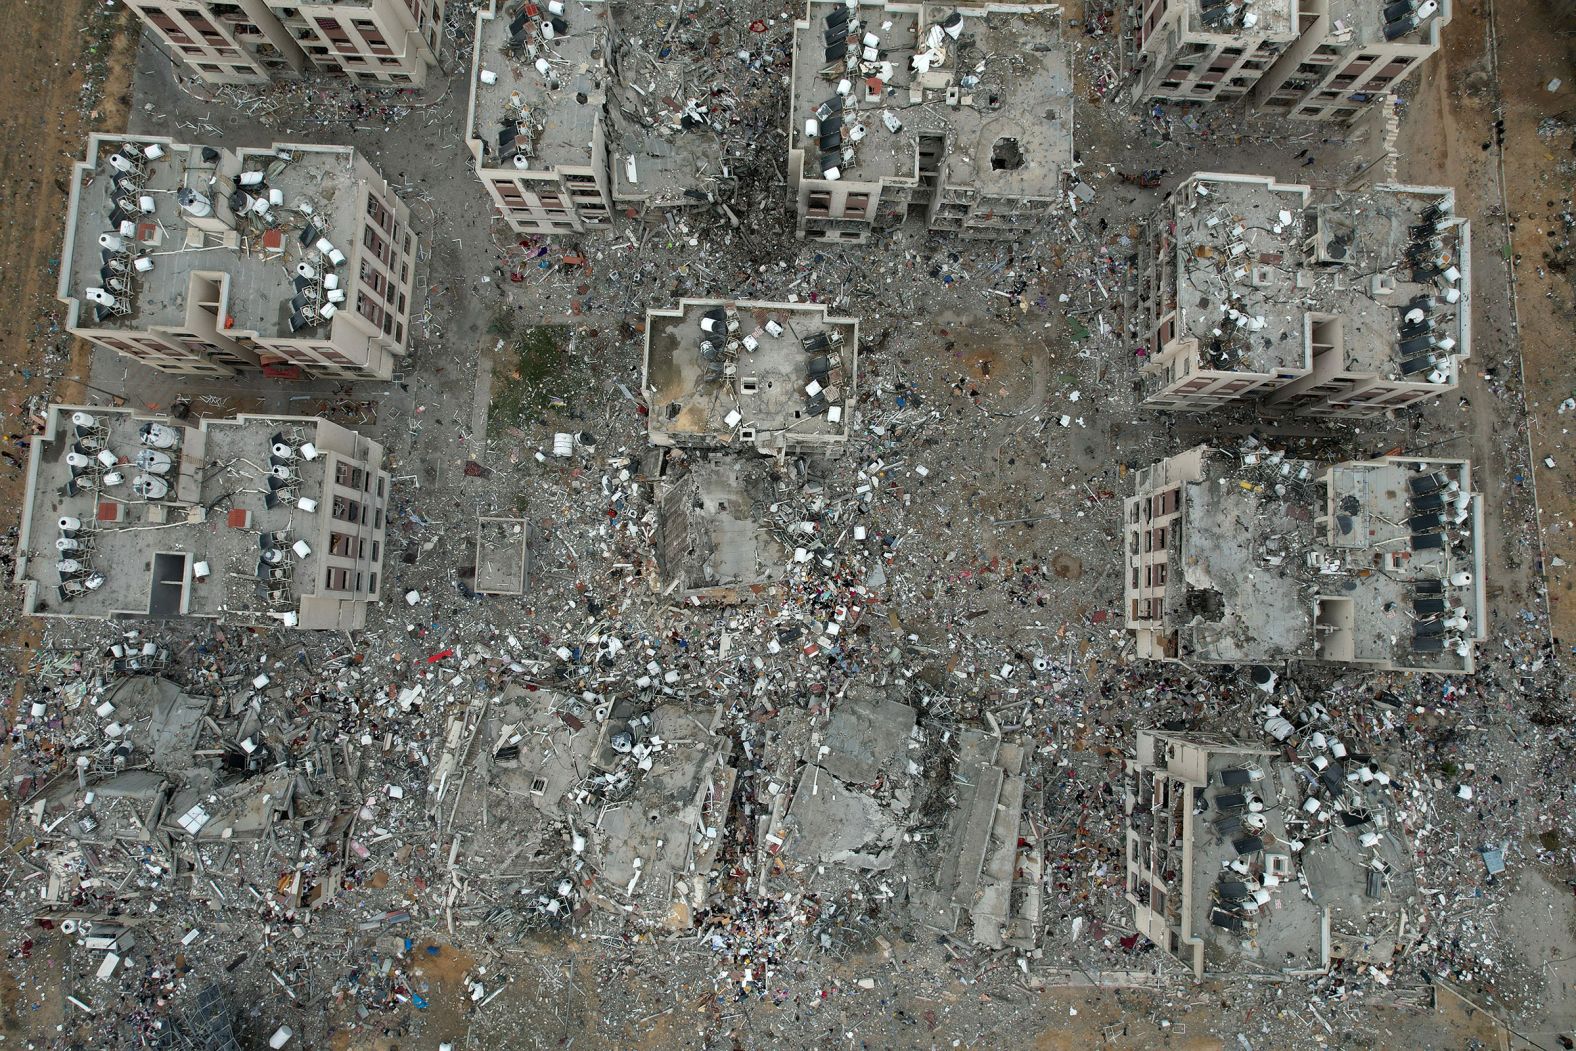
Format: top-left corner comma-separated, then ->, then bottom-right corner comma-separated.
1124,442 -> 1486,672
1123,730 -> 1279,977
1124,0 -> 1446,122
17,405 -> 391,630
129,0 -> 444,88
1252,0 -> 1450,121
1124,0 -> 1298,104
59,134 -> 420,380
1134,172 -> 1469,418
787,1 -> 1072,243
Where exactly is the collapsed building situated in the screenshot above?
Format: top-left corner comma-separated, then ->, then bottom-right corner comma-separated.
641,299 -> 859,603
16,404 -> 392,630
465,0 -> 727,236
58,134 -> 421,380
126,0 -> 446,89
441,683 -> 735,931
787,1 -> 1073,242
1124,441 -> 1486,672
1125,0 -> 1448,122
24,674 -> 355,918
1124,729 -> 1419,978
1134,173 -> 1470,417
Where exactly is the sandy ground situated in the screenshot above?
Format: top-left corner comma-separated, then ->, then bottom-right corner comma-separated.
1490,0 -> 1576,646
1397,0 -> 1576,645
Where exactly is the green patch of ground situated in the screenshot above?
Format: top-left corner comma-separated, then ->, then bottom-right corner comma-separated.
487,318 -> 570,435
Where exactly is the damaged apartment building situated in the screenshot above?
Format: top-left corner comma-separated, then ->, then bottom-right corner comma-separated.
1125,0 -> 1447,122
641,299 -> 858,603
465,0 -> 727,236
16,404 -> 392,630
787,1 -> 1073,242
1134,172 -> 1469,417
126,0 -> 446,88
1124,729 -> 1418,978
1123,441 -> 1487,672
58,135 -> 421,380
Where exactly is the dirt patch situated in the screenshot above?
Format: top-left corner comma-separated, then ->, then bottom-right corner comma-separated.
486,317 -> 573,434
0,5 -> 134,1043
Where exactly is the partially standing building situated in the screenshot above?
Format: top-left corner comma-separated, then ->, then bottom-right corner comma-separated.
268,0 -> 446,88
641,298 -> 859,603
17,405 -> 392,630
1123,442 -> 1486,673
1124,729 -> 1417,978
464,0 -> 726,236
127,0 -> 445,89
466,0 -> 616,235
1134,172 -> 1469,417
58,134 -> 420,380
1123,0 -> 1446,123
787,1 -> 1073,242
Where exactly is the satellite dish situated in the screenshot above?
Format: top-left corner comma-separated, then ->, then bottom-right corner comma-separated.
133,475 -> 169,500
140,422 -> 180,449
134,449 -> 172,475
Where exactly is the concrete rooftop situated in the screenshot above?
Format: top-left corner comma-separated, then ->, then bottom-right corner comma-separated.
475,516 -> 529,596
1159,447 -> 1483,671
644,299 -> 858,455
63,137 -> 366,342
1187,0 -> 1295,37
1162,175 -> 1467,383
470,0 -> 609,170
17,405 -> 378,627
1326,0 -> 1448,47
791,2 -> 1071,197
